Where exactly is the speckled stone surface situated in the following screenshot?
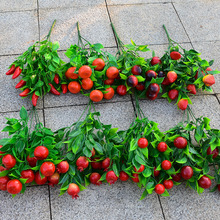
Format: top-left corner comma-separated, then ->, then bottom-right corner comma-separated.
50,181 -> 164,220
0,0 -> 37,12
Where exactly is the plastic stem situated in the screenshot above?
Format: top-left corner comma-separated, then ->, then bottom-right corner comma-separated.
47,19 -> 56,40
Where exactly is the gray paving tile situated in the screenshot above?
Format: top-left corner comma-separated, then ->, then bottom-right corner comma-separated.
107,0 -> 171,5
0,0 -> 37,12
39,7 -> 116,50
45,101 -> 134,131
50,181 -> 164,220
0,55 -> 43,112
0,110 -> 44,139
217,94 -> 220,103
192,41 -> 220,94
160,184 -> 220,220
0,186 -> 50,220
139,95 -> 220,131
108,3 -> 190,45
39,0 -> 106,8
0,11 -> 38,55
173,1 -> 220,42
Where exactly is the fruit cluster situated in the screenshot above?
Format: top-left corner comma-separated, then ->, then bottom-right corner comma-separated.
0,106 -> 219,199
4,21 -> 219,109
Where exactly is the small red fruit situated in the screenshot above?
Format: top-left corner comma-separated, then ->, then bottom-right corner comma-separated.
2,154 -> 16,169
76,156 -> 89,172
104,78 -> 114,85
102,158 -> 111,171
178,99 -> 188,110
131,65 -> 142,75
82,78 -> 93,90
48,172 -> 60,187
145,70 -> 157,81
207,146 -> 219,159
134,165 -> 145,173
0,176 -> 10,191
27,155 -> 37,167
170,51 -> 181,60
203,74 -> 215,86
138,138 -> 148,148
34,146 -> 49,160
7,179 -> 22,194
103,87 -> 114,100
146,91 -> 158,100
181,166 -> 193,180
155,184 -> 165,194
198,175 -> 212,189
92,58 -> 105,71
91,148 -> 96,157
151,57 -> 161,66
0,145 -> 4,158
217,184 -> 220,192
132,173 -> 139,183
67,183 -> 80,199
119,171 -> 129,181
154,167 -> 160,177
168,89 -> 179,100
21,169 -> 35,183
162,77 -> 171,85
127,75 -> 138,87
40,162 -> 55,177
34,171 -> 47,185
106,67 -> 119,79
57,161 -> 69,173
65,67 -> 78,79
136,82 -> 145,91
148,83 -> 160,94
187,84 -> 196,95
89,173 -> 102,186
91,158 -> 102,170
158,71 -> 165,78
78,65 -> 92,78
171,173 -> 182,182
167,71 -> 177,83
157,142 -> 167,152
90,90 -> 103,102
116,85 -> 127,96
174,137 -> 188,149
106,171 -> 118,185
161,160 -> 172,170
163,180 -> 173,189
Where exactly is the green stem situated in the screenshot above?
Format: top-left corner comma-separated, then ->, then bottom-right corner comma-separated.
46,19 -> 56,41
76,22 -> 85,49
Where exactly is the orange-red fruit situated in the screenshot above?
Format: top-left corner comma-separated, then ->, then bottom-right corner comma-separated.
157,142 -> 168,152
21,169 -> 35,183
48,172 -> 60,187
203,74 -> 215,86
34,171 -> 48,185
168,89 -> 179,100
134,165 -> 145,173
68,81 -> 81,94
106,170 -> 118,185
90,90 -> 103,102
57,161 -> 69,173
119,171 -> 129,181
78,65 -> 92,78
40,162 -> 56,177
92,58 -> 105,71
132,173 -> 139,183
104,78 -> 114,85
0,176 -> 10,191
162,77 -> 171,85
198,175 -> 212,189
136,82 -> 145,91
76,156 -> 89,172
0,145 -> 4,158
82,78 -> 93,90
102,158 -> 111,171
138,138 -> 148,148
170,51 -> 181,60
2,154 -> 16,169
106,67 -> 119,79
89,173 -> 102,185
91,148 -> 96,157
178,99 -> 188,110
151,57 -> 161,66
34,146 -> 49,160
187,84 -> 196,95
67,183 -> 80,199
65,67 -> 78,79
155,184 -> 165,194
103,87 -> 115,100
167,71 -> 177,83
174,137 -> 188,149
7,179 -> 22,194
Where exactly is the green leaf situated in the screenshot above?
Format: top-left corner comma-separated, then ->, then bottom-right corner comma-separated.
129,139 -> 137,151
142,167 -> 152,178
16,140 -> 25,153
52,42 -> 59,51
140,189 -> 148,200
20,106 -> 28,120
176,157 -> 187,164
